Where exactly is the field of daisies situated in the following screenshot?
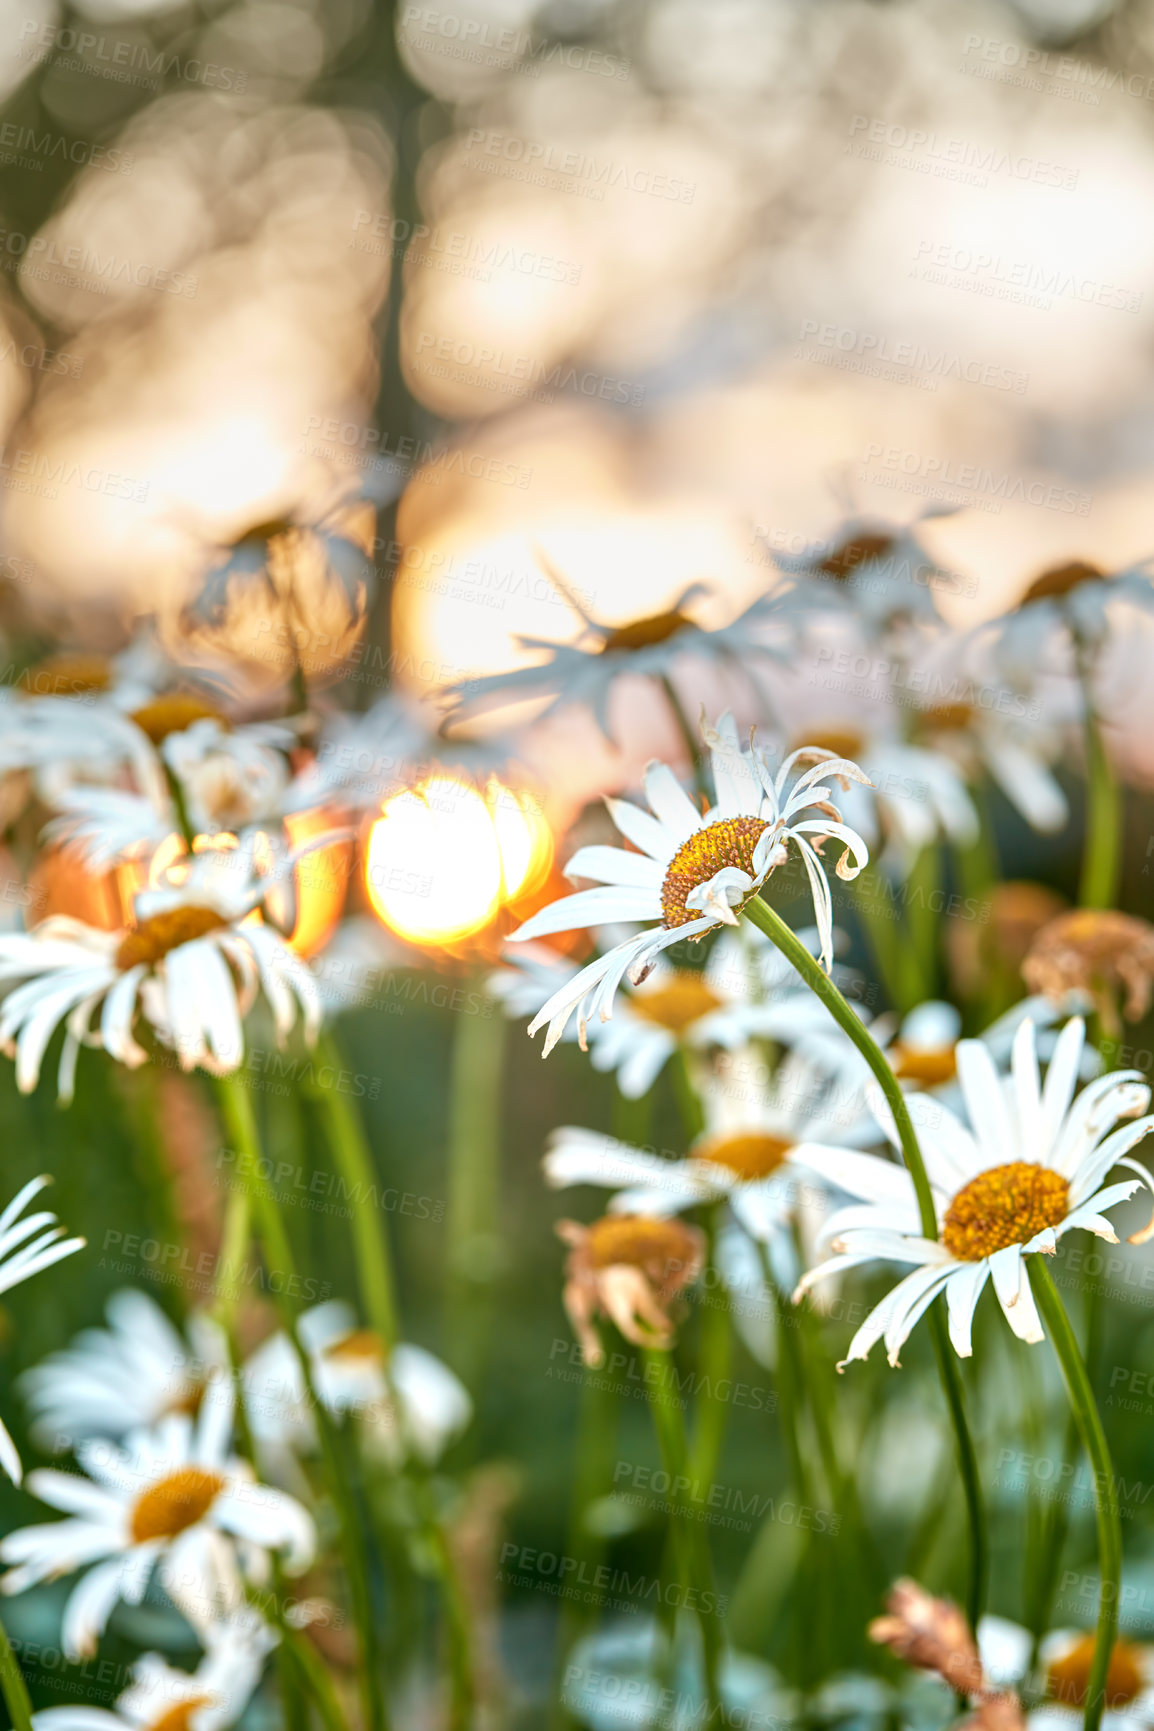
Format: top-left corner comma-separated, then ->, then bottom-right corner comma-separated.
0,526 -> 1150,1731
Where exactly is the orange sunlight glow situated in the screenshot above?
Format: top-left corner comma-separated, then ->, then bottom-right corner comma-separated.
364,773 -> 552,948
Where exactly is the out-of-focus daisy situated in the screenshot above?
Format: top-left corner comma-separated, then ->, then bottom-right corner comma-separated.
769,719 -> 978,863
986,556 -> 1154,683
794,1018 -> 1154,1366
0,1177 -> 85,1483
439,571 -> 789,740
0,1377 -> 314,1658
772,505 -> 966,631
1023,910 -> 1154,1037
913,698 -> 1068,835
977,1618 -> 1154,1726
20,1290 -> 227,1450
0,841 -> 320,1099
510,714 -> 871,1054
242,1302 -> 471,1474
555,1214 -> 704,1367
870,998 -> 1099,1112
31,1612 -> 277,1731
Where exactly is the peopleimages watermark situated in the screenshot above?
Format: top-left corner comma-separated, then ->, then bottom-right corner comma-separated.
17,20 -> 246,92
910,238 -> 1142,314
959,33 -> 1154,107
562,1663 -> 782,1730
399,8 -> 630,80
860,442 -> 1092,517
351,210 -> 582,284
0,120 -> 132,175
498,1544 -> 728,1619
410,331 -> 645,408
0,337 -> 83,378
0,228 -> 197,301
461,129 -> 696,205
794,320 -> 1027,395
0,447 -> 149,503
97,1229 -> 333,1304
845,114 -> 1078,189
300,414 -> 532,490
610,1459 -> 841,1536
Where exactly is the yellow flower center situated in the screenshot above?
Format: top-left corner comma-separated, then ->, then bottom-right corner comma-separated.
326,1328 -> 385,1366
629,973 -> 723,1032
1022,559 -> 1102,605
601,610 -> 692,652
819,533 -> 894,579
131,694 -> 226,745
921,703 -> 974,732
942,1161 -> 1069,1262
890,1042 -> 958,1086
586,1214 -> 700,1275
1046,1635 -> 1144,1708
660,817 -> 770,929
789,729 -> 865,763
130,1467 -> 226,1543
117,906 -> 229,970
147,1697 -> 215,1731
21,653 -> 112,696
695,1131 -> 794,1180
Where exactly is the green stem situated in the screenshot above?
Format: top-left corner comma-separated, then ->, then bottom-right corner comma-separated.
306,1029 -> 399,1346
1079,684 -> 1121,911
848,869 -> 919,1013
903,842 -> 941,1003
1029,1261 -> 1121,1731
215,1074 -> 389,1731
0,1615 -> 33,1731
669,1047 -> 705,1141
741,894 -> 987,1630
445,991 -> 507,1388
162,760 -> 198,851
657,672 -> 707,798
643,1349 -> 724,1719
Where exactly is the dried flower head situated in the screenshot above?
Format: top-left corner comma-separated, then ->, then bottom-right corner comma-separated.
869,1578 -> 984,1697
555,1214 -> 704,1367
1023,909 -> 1154,1035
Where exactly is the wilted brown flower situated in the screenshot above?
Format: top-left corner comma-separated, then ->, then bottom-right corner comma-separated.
556,1214 -> 704,1368
958,1696 -> 1026,1731
1022,909 -> 1154,1035
947,880 -> 1067,1003
869,1578 -> 984,1697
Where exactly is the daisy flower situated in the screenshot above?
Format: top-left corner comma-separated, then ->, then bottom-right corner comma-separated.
794,1017 -> 1154,1367
0,1177 -> 85,1483
913,697 -> 1068,836
510,714 -> 871,1054
31,1613 -> 277,1731
439,572 -> 789,741
0,840 -> 320,1100
556,1214 -> 705,1368
977,1617 -> 1154,1726
772,505 -> 966,631
985,556 -> 1154,684
241,1302 -> 471,1475
0,1376 -> 315,1659
20,1290 -> 228,1451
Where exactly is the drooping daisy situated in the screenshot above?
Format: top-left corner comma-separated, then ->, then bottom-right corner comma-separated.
20,1290 -> 228,1451
0,841 -> 320,1099
0,1177 -> 85,1483
31,1612 -> 277,1731
241,1302 -> 471,1475
439,569 -> 790,741
0,1375 -> 315,1658
794,1018 -> 1154,1366
556,1214 -> 705,1368
510,715 -> 871,1054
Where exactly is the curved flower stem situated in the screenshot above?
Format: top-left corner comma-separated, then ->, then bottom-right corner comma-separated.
1078,687 -> 1121,911
215,1073 -> 389,1731
305,1029 -> 399,1346
657,672 -> 708,798
0,1615 -> 33,1731
445,988 -> 507,1390
1029,1260 -> 1121,1731
741,893 -> 987,1631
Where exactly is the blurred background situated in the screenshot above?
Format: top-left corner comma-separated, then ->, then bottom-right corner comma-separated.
4,0 -> 1154,1724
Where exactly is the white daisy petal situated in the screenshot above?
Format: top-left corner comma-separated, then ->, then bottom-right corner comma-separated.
945,1262 -> 990,1357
